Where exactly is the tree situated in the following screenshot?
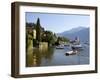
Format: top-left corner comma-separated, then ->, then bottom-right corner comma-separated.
41,30 -> 56,46
26,22 -> 35,27
35,18 -> 41,42
55,36 -> 69,45
61,37 -> 69,42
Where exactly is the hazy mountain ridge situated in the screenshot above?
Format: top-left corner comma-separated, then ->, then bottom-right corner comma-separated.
56,27 -> 89,42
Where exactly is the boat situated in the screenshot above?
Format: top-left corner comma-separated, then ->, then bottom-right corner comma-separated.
84,42 -> 89,45
70,37 -> 83,50
71,44 -> 82,48
64,43 -> 70,46
71,44 -> 83,50
56,45 -> 64,49
65,50 -> 78,55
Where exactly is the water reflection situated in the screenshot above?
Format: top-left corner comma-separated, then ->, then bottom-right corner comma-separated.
26,47 -> 54,67
26,44 -> 89,67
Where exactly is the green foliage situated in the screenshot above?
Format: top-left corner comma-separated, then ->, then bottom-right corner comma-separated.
26,22 -> 36,27
57,36 -> 69,42
55,36 -> 69,45
26,18 -> 70,48
61,37 -> 69,42
41,30 -> 57,46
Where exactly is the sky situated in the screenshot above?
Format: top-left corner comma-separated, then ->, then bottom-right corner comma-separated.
26,12 -> 90,33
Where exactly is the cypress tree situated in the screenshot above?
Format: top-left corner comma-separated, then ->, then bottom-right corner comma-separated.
36,18 -> 41,42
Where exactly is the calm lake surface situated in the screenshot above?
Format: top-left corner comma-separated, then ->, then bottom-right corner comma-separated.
26,43 -> 89,67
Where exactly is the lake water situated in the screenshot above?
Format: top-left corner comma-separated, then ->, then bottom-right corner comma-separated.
26,44 -> 89,67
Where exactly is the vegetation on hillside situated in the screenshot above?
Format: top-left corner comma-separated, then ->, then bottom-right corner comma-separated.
26,18 -> 70,48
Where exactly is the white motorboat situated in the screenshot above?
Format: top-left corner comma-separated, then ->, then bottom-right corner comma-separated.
72,44 -> 82,48
65,50 -> 78,55
71,44 -> 83,50
56,45 -> 64,49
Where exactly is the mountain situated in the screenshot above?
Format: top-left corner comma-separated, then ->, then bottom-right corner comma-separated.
56,27 -> 89,43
